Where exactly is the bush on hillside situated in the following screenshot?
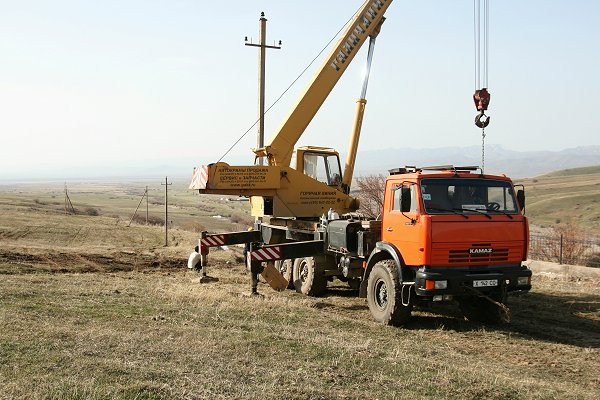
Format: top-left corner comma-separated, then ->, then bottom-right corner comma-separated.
84,207 -> 100,216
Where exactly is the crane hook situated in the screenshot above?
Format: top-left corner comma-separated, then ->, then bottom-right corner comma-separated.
475,111 -> 490,128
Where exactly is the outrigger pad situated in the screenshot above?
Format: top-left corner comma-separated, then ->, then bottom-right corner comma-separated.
261,263 -> 288,292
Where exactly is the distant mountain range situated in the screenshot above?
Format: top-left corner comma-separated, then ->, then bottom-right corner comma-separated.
2,145 -> 598,182
352,145 -> 600,178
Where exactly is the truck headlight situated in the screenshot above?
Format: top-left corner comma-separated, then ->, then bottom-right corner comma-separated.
434,280 -> 448,289
425,280 -> 448,290
517,276 -> 530,286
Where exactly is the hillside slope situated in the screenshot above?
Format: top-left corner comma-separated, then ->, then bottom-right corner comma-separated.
517,165 -> 600,232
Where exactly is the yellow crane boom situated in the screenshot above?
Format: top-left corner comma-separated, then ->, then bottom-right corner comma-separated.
255,0 -> 392,167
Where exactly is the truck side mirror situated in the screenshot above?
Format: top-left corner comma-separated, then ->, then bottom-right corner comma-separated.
516,189 -> 525,212
400,186 -> 411,212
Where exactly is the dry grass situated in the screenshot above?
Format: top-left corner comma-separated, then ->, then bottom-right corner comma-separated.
1,258 -> 599,400
0,184 -> 599,399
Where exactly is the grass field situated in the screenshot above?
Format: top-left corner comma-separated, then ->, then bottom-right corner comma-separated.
0,179 -> 253,235
1,182 -> 599,399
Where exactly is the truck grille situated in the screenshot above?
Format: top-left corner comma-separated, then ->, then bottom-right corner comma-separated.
448,248 -> 509,263
430,241 -> 523,265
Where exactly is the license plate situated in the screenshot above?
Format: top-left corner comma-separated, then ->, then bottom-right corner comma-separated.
473,279 -> 498,288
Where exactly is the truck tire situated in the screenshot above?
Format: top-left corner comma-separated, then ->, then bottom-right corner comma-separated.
275,259 -> 294,289
293,257 -> 327,296
367,260 -> 412,326
458,293 -> 506,324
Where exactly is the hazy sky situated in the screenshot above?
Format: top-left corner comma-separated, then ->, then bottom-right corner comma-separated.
1,0 -> 599,179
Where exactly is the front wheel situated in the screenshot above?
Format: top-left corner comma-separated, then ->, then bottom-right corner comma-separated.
366,260 -> 412,326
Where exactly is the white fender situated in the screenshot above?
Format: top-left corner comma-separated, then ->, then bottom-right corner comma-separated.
188,251 -> 202,269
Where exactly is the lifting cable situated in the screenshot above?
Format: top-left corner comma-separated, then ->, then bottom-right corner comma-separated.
216,4 -> 365,163
473,0 -> 490,172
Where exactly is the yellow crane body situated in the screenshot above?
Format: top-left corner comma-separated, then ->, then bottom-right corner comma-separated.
190,161 -> 358,218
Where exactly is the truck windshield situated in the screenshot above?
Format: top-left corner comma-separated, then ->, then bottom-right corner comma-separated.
420,178 -> 518,215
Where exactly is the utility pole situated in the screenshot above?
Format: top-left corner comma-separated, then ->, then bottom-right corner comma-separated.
145,185 -> 148,224
128,186 -> 149,227
245,12 -> 281,167
161,177 -> 172,246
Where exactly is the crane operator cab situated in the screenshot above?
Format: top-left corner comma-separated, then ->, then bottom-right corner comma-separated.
296,146 -> 343,188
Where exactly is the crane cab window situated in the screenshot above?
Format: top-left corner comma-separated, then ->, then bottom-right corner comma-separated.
303,152 -> 342,186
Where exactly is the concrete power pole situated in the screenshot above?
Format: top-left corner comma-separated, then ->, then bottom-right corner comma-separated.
161,177 -> 172,246
245,12 -> 281,167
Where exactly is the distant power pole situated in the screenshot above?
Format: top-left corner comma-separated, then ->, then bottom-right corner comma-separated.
146,185 -> 148,224
161,177 -> 172,246
245,12 -> 282,167
64,182 -> 75,214
128,186 -> 149,227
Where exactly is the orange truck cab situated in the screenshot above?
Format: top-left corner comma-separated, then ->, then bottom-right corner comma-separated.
361,166 -> 532,324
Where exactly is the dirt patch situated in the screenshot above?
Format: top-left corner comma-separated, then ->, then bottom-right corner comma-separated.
0,249 -> 185,274
526,259 -> 600,281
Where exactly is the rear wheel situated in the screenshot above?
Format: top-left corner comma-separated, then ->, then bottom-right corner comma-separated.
458,293 -> 507,324
293,257 -> 327,296
367,260 -> 412,326
274,259 -> 294,289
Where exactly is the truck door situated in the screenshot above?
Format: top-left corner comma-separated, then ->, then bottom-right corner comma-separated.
382,182 -> 423,266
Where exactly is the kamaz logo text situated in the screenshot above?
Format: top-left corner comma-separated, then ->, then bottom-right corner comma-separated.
469,248 -> 493,254
330,0 -> 388,72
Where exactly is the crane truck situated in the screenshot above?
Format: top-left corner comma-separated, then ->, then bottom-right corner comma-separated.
188,0 -> 532,325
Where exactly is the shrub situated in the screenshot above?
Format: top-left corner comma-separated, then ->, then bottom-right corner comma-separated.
586,253 -> 600,268
531,223 -> 588,264
84,207 -> 100,216
230,213 -> 253,226
132,214 -> 164,226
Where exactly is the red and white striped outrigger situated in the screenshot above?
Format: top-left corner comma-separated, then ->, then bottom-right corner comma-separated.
191,230 -> 325,294
196,231 -> 324,263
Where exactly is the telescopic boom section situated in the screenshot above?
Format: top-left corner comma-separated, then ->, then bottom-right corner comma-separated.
342,20 -> 382,190
254,0 -> 393,167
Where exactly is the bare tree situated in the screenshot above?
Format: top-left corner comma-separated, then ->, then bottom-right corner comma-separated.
355,174 -> 386,219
